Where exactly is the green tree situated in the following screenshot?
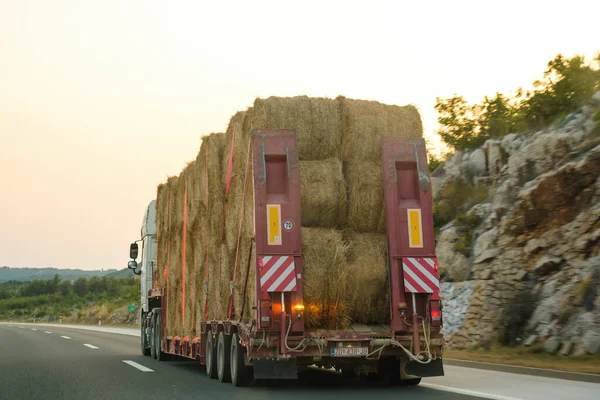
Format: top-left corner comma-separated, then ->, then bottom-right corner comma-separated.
434,95 -> 482,151
73,278 -> 88,297
59,280 -> 72,296
523,54 -> 600,128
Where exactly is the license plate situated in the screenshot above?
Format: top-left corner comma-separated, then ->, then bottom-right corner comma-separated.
330,347 -> 368,357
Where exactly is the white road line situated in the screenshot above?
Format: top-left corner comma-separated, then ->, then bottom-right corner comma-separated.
445,357 -> 600,377
60,336 -> 71,339
19,326 -> 24,329
421,383 -> 524,400
122,360 -> 154,372
8,325 -> 13,327
44,331 -> 52,334
83,344 -> 99,349
31,328 -> 38,331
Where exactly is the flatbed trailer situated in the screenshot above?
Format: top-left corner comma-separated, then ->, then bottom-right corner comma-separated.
129,130 -> 445,386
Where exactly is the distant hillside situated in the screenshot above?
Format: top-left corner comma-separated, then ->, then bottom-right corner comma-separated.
104,268 -> 135,278
0,266 -> 121,282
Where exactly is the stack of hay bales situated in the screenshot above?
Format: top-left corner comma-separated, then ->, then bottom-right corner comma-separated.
155,95 -> 423,333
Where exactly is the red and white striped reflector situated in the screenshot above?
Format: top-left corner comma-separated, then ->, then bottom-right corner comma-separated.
402,257 -> 440,293
258,256 -> 297,292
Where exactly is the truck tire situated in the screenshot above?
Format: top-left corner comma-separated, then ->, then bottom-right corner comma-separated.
400,378 -> 421,386
154,313 -> 166,361
141,313 -> 150,356
149,314 -> 157,359
217,331 -> 232,383
205,330 -> 218,379
230,332 -> 251,387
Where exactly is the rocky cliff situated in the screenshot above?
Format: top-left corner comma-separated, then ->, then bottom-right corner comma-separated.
434,92 -> 600,355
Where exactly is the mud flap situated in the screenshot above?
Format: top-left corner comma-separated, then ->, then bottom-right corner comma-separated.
253,359 -> 298,380
404,358 -> 444,378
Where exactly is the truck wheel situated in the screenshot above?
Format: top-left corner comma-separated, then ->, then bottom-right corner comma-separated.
154,313 -> 166,361
400,378 -> 421,386
149,314 -> 157,359
230,332 -> 251,387
205,330 -> 218,379
140,313 -> 150,356
217,331 -> 232,383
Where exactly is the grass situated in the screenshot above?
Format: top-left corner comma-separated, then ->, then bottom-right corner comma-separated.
445,346 -> 600,374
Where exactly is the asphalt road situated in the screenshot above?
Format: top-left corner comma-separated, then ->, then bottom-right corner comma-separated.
0,323 -> 598,400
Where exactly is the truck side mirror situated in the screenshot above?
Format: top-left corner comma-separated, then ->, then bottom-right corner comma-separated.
128,260 -> 138,270
130,243 -> 139,259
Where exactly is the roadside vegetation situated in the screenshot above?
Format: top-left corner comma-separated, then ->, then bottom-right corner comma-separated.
435,53 -> 600,152
0,274 -> 138,322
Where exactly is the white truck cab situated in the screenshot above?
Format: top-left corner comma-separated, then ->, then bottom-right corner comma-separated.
128,200 -> 157,314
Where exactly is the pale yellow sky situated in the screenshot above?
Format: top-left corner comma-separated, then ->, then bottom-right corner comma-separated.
0,0 -> 598,270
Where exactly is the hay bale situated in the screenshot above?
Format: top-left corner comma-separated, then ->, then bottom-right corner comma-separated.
338,96 -> 423,162
302,228 -> 350,329
233,235 -> 256,323
344,161 -> 384,233
218,243 -> 233,321
222,111 -> 251,185
251,96 -> 342,160
343,232 -> 390,325
299,159 -> 347,228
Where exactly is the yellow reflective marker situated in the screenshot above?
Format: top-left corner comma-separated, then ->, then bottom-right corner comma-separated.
267,204 -> 282,245
407,209 -> 423,248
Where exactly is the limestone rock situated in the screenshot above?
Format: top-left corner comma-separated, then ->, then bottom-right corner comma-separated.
592,91 -> 600,106
468,149 -> 487,177
583,331 -> 600,354
544,337 -> 560,353
534,256 -> 563,277
436,226 -> 470,281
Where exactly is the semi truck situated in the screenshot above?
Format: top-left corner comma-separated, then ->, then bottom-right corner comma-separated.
127,130 -> 445,386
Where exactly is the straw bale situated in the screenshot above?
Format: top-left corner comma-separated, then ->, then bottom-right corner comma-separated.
302,228 -> 350,329
155,183 -> 169,288
344,161 -> 384,233
222,111 -> 251,185
232,235 -> 256,323
343,232 -> 390,325
377,206 -> 387,234
218,243 -> 233,321
299,159 -> 347,228
251,96 -> 342,160
338,96 -> 423,162
224,174 -> 254,254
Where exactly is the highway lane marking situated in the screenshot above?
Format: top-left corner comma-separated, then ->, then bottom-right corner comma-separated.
83,344 -> 99,349
122,360 -> 154,372
19,326 -> 24,328
421,383 -> 524,400
44,331 -> 52,334
445,357 -> 600,377
31,328 -> 38,331
61,336 -> 71,339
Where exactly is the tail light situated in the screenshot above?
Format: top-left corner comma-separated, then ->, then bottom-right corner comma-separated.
430,301 -> 442,327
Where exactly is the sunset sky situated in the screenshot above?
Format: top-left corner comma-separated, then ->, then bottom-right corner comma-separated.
1,0 -> 598,270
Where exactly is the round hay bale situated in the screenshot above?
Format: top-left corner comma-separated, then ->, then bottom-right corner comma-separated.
344,161 -> 384,232
222,111 -> 251,186
233,235 -> 256,323
224,168 -> 254,255
222,243 -> 236,320
338,96 -> 423,162
343,232 -> 390,325
300,159 -> 347,228
251,96 -> 342,160
302,227 -> 350,329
